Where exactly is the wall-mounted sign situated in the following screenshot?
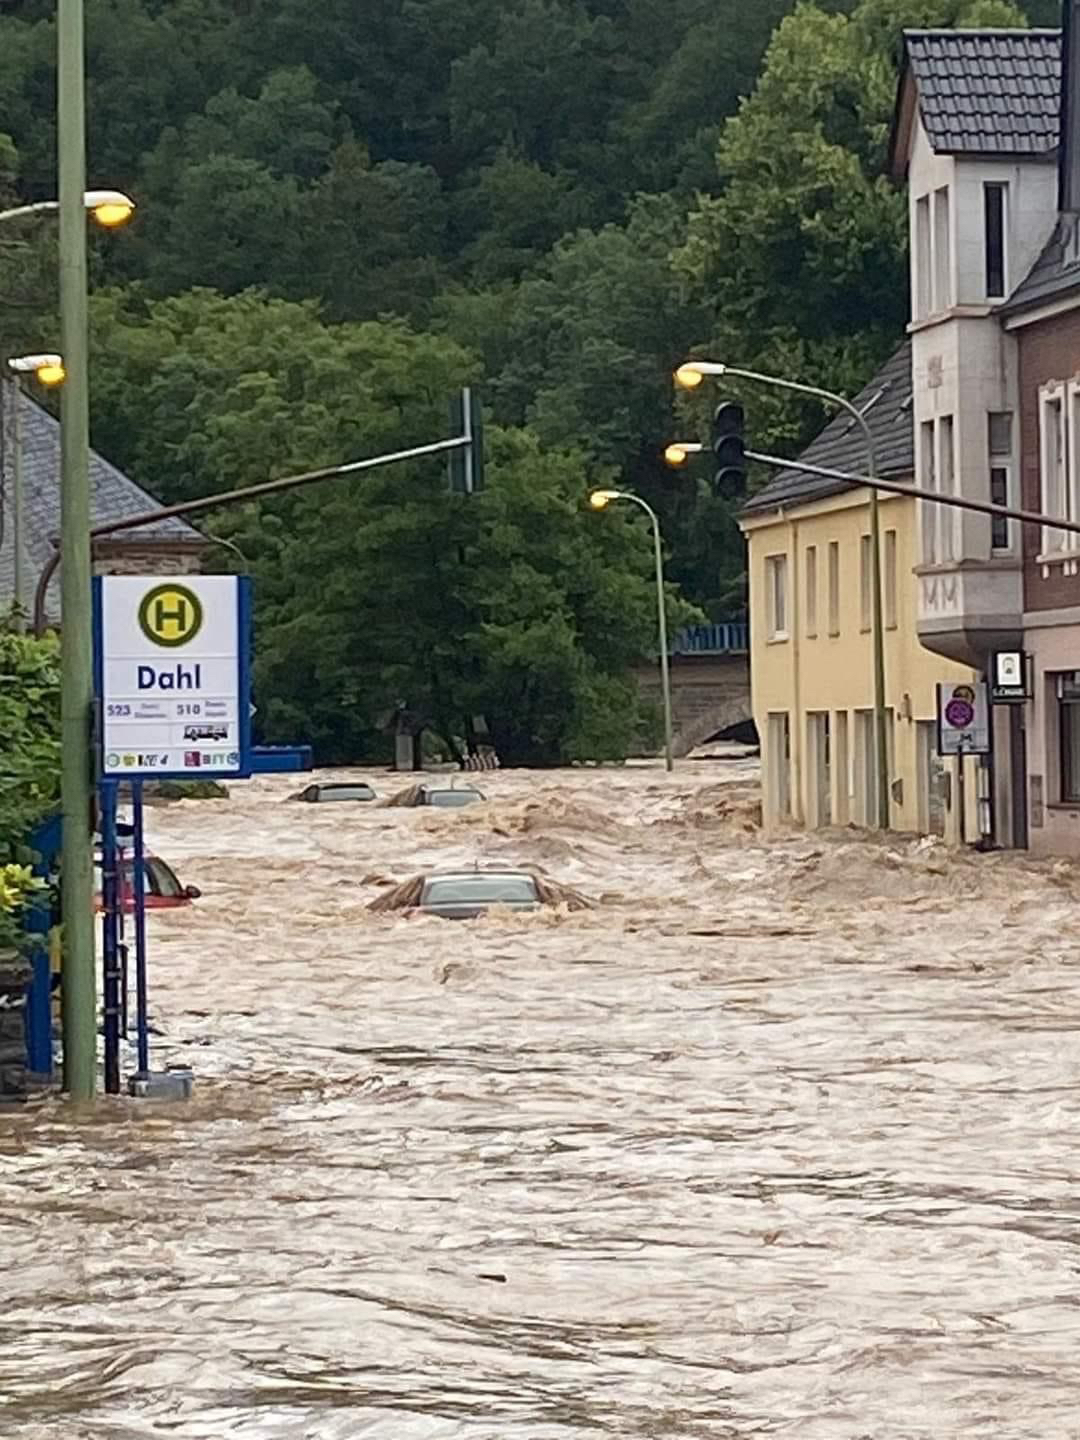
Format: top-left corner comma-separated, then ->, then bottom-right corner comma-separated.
990,650 -> 1029,703
94,576 -> 252,781
937,681 -> 990,756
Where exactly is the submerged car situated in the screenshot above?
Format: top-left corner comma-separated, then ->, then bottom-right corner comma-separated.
368,868 -> 590,920
383,782 -> 486,809
290,781 -> 378,804
93,848 -> 201,912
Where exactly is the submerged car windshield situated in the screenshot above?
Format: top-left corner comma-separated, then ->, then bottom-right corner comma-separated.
421,875 -> 538,905
317,785 -> 374,801
425,789 -> 482,807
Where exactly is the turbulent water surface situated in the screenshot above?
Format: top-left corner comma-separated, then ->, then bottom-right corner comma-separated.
3,758 -> 1080,1438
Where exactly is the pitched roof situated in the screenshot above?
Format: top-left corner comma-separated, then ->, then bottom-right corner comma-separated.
0,381 -> 203,621
895,29 -> 1061,166
741,340 -> 913,517
1000,214 -> 1080,314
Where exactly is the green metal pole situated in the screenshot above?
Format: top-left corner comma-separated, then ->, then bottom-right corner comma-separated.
12,376 -> 24,633
58,0 -> 96,1100
650,508 -> 674,773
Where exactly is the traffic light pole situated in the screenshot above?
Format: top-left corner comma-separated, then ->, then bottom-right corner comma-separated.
686,362 -> 890,829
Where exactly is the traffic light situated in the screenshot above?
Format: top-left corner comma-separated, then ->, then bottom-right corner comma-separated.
711,399 -> 746,498
449,386 -> 485,495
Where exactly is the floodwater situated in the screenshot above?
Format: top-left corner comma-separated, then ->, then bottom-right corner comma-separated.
4,757 -> 1080,1439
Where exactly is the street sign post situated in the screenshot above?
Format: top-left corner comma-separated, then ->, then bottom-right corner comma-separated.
93,576 -> 252,780
990,649 -> 1030,703
936,681 -> 991,757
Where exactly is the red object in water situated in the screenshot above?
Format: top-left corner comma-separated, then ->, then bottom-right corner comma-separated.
93,850 -> 201,913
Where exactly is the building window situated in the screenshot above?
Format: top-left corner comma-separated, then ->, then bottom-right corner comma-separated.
933,185 -> 951,311
939,414 -> 956,561
805,545 -> 817,637
884,528 -> 897,628
765,554 -> 788,640
859,534 -> 872,631
1040,385 -> 1068,553
988,411 -> 1012,551
984,183 -> 1007,299
1059,673 -> 1080,803
920,419 -> 937,563
915,194 -> 931,319
827,541 -> 840,635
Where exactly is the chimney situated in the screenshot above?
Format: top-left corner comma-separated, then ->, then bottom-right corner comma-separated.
1059,0 -> 1080,213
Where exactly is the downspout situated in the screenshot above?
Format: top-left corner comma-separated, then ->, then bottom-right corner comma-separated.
789,509 -> 803,823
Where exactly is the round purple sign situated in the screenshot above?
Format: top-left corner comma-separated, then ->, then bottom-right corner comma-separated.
944,698 -> 974,728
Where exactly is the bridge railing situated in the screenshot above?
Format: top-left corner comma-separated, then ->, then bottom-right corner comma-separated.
670,621 -> 748,656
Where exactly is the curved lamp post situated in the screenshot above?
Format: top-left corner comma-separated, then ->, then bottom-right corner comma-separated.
6,354 -> 66,631
0,188 -> 135,228
590,488 -> 674,773
676,359 -> 889,830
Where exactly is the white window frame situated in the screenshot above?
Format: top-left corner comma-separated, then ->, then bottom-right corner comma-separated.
915,194 -> 932,320
884,528 -> 897,629
805,544 -> 817,638
920,419 -> 937,564
983,181 -> 1008,301
988,411 -> 1013,554
938,414 -> 956,562
1069,380 -> 1080,561
1039,382 -> 1068,563
859,534 -> 872,632
933,185 -> 951,313
827,541 -> 840,636
765,553 -> 788,641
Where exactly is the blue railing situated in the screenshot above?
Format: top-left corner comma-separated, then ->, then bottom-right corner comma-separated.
671,622 -> 749,656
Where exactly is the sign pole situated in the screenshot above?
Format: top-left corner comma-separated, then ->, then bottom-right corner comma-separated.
132,780 -> 150,1078
100,781 -> 121,1095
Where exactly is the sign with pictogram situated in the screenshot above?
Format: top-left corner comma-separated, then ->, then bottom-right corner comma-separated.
94,576 -> 252,780
990,650 -> 1030,703
936,680 -> 990,756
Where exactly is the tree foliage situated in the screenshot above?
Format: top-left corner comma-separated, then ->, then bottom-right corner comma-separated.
0,0 -> 1055,761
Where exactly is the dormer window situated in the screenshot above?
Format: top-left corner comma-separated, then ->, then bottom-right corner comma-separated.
984,182 -> 1007,300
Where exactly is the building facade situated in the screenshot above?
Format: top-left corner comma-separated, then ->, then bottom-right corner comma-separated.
892,7 -> 1080,856
740,344 -> 978,839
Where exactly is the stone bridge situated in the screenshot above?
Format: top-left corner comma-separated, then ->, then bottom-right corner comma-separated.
633,624 -> 752,758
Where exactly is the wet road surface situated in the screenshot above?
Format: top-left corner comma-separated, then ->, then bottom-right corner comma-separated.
3,761 -> 1080,1438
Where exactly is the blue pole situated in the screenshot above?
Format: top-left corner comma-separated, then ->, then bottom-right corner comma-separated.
132,782 -> 149,1077
100,781 -> 120,1094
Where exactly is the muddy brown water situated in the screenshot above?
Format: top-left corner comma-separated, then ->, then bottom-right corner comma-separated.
3,760 -> 1080,1438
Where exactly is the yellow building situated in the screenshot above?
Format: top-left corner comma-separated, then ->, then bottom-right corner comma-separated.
739,341 -> 979,840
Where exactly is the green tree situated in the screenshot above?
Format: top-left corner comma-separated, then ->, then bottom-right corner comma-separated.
675,0 -> 1030,461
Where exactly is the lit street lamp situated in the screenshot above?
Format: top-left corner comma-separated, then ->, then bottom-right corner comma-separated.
0,188 -> 135,228
6,354 -> 66,631
676,358 -> 890,830
590,488 -> 674,773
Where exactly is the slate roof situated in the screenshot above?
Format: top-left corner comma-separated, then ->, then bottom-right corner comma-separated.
741,340 -> 913,517
1001,214 -> 1080,314
901,29 -> 1061,159
0,381 -> 203,621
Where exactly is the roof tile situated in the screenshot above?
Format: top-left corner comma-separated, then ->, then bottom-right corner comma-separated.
905,29 -> 1061,158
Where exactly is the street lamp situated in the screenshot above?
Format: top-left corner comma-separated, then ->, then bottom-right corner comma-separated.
6,354 -> 65,632
676,358 -> 890,830
589,488 -> 674,773
0,188 -> 136,228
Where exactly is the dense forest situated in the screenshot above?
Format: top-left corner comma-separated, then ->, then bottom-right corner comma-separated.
0,0 -> 1058,761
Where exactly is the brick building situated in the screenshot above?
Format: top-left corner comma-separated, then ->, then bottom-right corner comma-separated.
0,380 -> 204,624
890,7 -> 1080,855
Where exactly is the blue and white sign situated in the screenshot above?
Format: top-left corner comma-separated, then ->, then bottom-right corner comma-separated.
94,575 -> 252,780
